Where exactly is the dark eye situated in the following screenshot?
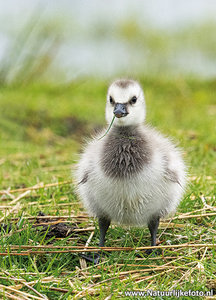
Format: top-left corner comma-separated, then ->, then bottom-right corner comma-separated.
110,96 -> 114,104
130,96 -> 137,104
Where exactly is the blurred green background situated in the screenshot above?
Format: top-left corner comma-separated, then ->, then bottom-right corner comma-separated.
0,1 -> 216,84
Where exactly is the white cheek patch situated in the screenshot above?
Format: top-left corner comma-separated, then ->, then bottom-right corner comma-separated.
106,82 -> 146,126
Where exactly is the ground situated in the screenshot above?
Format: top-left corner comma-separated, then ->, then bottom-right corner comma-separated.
0,78 -> 215,299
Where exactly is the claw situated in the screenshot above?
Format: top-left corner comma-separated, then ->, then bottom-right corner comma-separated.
145,248 -> 161,256
135,248 -> 161,258
80,253 -> 101,265
145,248 -> 153,255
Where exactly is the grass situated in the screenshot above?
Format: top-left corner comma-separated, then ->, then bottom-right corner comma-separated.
0,77 -> 215,299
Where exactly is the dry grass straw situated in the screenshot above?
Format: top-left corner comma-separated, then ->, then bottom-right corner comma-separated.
0,243 -> 215,257
0,180 -> 73,195
0,283 -> 46,300
74,247 -> 209,297
79,231 -> 95,269
0,178 -> 215,297
3,271 -> 48,300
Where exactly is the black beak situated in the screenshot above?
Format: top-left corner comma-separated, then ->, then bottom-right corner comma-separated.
113,103 -> 128,118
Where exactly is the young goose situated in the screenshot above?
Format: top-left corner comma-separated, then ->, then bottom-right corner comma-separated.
76,79 -> 186,260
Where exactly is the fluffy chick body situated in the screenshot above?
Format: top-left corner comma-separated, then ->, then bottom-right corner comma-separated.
76,123 -> 186,226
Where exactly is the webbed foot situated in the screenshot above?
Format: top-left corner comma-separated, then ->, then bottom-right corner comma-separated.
80,252 -> 101,265
145,247 -> 161,256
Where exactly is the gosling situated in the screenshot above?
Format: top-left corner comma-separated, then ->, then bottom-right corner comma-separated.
76,79 -> 186,260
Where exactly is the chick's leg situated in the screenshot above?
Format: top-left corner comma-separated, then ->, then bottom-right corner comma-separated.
98,217 -> 111,247
148,215 -> 160,247
145,215 -> 160,255
81,216 -> 110,264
